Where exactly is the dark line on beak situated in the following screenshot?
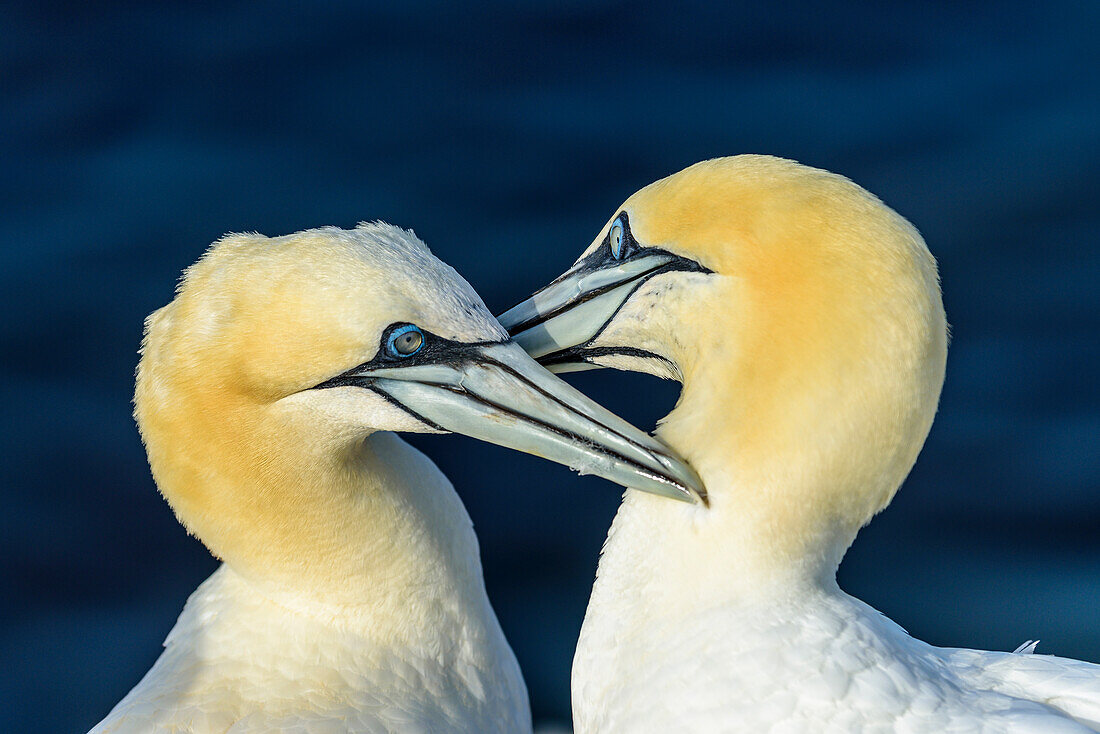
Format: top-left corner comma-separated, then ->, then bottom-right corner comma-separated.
316,356 -> 689,492
487,346 -> 701,503
366,384 -> 447,432
311,377 -> 448,433
505,259 -> 669,335
507,254 -> 711,335
432,383 -> 694,499
525,272 -> 676,374
541,346 -> 677,373
477,352 -> 681,466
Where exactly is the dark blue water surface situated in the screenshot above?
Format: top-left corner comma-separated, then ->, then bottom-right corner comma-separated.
2,2 -> 1098,730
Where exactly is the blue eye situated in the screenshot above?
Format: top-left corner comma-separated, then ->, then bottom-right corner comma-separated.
609,217 -> 625,259
386,324 -> 424,357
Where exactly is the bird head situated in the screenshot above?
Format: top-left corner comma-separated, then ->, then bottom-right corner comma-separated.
135,223 -> 704,596
502,157 -> 948,575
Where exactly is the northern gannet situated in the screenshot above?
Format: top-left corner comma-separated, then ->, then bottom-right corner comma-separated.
92,223 -> 702,733
500,157 -> 1100,732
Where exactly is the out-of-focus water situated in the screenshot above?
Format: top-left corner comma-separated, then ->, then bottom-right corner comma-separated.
2,2 -> 1097,730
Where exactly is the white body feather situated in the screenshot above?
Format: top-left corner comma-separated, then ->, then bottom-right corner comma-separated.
576,505 -> 1100,732
93,437 -> 530,734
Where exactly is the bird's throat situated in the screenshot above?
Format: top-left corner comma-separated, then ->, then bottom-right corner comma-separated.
148,405 -> 485,626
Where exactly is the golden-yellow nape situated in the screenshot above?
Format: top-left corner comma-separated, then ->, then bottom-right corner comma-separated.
504,155 -> 947,577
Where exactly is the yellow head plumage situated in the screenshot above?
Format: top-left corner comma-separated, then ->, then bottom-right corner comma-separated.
511,155 -> 948,583
134,223 -> 503,607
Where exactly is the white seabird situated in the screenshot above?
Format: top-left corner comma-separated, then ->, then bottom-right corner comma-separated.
91,222 -> 702,733
501,156 -> 1100,732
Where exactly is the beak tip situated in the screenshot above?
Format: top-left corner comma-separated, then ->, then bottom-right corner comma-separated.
639,475 -> 708,506
678,483 -> 709,506
693,486 -> 710,507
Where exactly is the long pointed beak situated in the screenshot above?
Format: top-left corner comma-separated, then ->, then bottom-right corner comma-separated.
499,251 -> 704,372
347,341 -> 705,504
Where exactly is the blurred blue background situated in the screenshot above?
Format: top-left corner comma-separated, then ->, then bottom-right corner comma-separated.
2,1 -> 1098,730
